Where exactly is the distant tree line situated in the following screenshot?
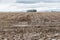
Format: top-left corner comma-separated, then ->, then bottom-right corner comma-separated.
27,9 -> 37,12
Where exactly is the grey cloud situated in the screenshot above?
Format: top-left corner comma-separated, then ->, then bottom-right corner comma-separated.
16,0 -> 41,3
0,0 -> 60,3
16,0 -> 60,3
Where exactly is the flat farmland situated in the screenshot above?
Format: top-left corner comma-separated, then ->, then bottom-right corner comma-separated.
0,12 -> 60,40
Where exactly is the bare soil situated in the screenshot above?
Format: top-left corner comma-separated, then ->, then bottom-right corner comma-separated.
0,12 -> 60,40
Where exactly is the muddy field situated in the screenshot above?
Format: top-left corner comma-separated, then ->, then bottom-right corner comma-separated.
0,12 -> 60,40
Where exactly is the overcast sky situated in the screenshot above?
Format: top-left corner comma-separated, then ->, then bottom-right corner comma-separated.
0,0 -> 60,12
0,0 -> 60,3
16,0 -> 60,3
